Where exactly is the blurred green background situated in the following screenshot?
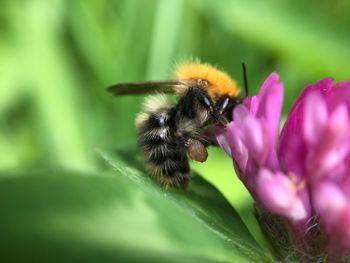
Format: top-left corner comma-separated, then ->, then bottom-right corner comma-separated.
1,0 -> 350,261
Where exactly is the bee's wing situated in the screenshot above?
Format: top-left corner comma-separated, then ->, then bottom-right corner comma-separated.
107,80 -> 195,96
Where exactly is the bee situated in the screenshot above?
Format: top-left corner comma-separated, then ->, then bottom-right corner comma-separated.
108,62 -> 248,189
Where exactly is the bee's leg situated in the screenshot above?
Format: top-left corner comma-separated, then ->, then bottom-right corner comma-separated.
177,173 -> 190,189
194,126 -> 220,147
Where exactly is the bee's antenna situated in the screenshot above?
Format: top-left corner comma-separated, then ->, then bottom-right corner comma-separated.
242,63 -> 249,97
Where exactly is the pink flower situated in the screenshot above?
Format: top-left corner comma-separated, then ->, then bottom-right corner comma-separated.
216,73 -> 283,189
217,74 -> 350,260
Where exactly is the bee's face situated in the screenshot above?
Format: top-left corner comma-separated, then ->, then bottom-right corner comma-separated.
215,96 -> 241,122
195,89 -> 238,126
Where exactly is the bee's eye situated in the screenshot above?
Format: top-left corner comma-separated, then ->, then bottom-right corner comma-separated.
221,97 -> 230,111
203,96 -> 211,107
198,93 -> 212,109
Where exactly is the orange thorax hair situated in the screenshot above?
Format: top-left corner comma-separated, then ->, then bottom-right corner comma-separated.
174,63 -> 240,99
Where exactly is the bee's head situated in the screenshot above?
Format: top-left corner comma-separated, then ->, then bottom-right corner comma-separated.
179,85 -> 241,127
214,96 -> 241,123
195,89 -> 239,126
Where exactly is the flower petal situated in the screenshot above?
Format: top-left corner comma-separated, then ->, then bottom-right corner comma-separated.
295,78 -> 333,107
313,181 -> 347,225
333,206 -> 350,249
226,122 -> 248,173
303,93 -> 328,145
233,104 -> 250,124
306,104 -> 350,178
324,81 -> 350,123
280,78 -> 333,148
240,115 -> 266,164
321,105 -> 350,177
257,72 -> 280,101
279,79 -> 333,179
215,126 -> 232,156
256,169 -> 307,221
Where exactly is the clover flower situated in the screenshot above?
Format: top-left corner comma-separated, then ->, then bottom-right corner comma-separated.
216,73 -> 350,261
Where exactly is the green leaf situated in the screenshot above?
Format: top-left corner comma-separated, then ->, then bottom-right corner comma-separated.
97,147 -> 272,262
0,148 -> 272,262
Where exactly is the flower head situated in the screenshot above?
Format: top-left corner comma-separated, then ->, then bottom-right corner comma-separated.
217,74 -> 350,260
216,73 -> 283,188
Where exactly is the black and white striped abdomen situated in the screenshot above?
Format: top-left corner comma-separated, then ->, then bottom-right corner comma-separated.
136,95 -> 190,187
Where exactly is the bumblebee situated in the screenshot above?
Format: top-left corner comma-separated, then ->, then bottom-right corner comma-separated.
108,62 -> 248,188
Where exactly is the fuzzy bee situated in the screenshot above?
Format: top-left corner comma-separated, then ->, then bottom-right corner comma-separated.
108,62 -> 248,189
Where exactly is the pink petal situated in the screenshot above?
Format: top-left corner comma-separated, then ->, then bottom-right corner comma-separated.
295,78 -> 333,108
280,78 -> 333,146
244,73 -> 284,170
303,93 -> 328,145
307,104 -> 350,178
256,169 -> 307,221
233,104 -> 250,124
256,73 -> 284,143
312,78 -> 333,95
334,207 -> 350,249
226,122 -> 248,173
333,81 -> 350,90
257,72 -> 280,101
242,96 -> 256,113
279,79 -> 334,179
328,104 -> 349,137
313,181 -> 347,225
215,126 -> 232,156
240,115 -> 265,164
325,204 -> 350,251
279,100 -> 305,148
342,177 -> 350,198
289,198 -> 309,222
279,131 -> 307,180
326,82 -> 350,114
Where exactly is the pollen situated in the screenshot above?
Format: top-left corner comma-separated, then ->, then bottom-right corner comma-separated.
289,172 -> 305,192
174,62 -> 240,99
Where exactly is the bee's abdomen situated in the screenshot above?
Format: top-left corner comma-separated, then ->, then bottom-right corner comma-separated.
137,106 -> 190,188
